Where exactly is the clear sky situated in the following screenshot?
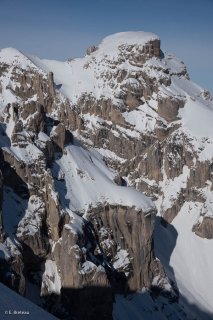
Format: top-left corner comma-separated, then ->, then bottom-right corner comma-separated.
0,0 -> 213,94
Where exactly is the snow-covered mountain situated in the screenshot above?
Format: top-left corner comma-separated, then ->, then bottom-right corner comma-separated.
0,31 -> 213,319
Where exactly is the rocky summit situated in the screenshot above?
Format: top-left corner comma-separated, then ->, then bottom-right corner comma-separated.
0,31 -> 213,320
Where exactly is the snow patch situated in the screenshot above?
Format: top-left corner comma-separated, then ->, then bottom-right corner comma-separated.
42,260 -> 61,295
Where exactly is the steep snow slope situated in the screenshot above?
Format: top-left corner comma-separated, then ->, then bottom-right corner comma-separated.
52,143 -> 155,213
0,283 -> 57,320
154,203 -> 213,318
0,48 -> 40,71
113,290 -> 194,320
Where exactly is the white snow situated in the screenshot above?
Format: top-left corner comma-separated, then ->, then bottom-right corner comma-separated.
154,202 -> 213,318
158,75 -> 213,161
94,147 -> 126,164
3,144 -> 44,165
64,211 -> 85,235
122,103 -> 157,133
52,143 -> 155,214
0,47 -> 42,71
17,195 -> 44,237
27,32 -> 158,105
0,243 -> 11,260
199,184 -> 213,217
82,113 -> 104,131
38,131 -> 50,142
160,166 -> 190,211
113,249 -> 130,272
0,69 -> 21,112
42,260 -> 61,295
116,125 -> 140,139
79,261 -> 97,275
180,99 -> 213,139
95,31 -> 159,59
28,56 -> 95,104
145,53 -> 187,80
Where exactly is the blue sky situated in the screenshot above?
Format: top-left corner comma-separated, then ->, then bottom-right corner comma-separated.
0,0 -> 213,93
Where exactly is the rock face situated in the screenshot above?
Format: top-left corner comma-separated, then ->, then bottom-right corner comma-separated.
0,32 -> 213,319
85,205 -> 156,291
192,216 -> 213,239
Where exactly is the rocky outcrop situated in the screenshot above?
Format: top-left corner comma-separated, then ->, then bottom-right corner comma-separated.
86,45 -> 98,55
85,204 -> 157,291
157,97 -> 184,122
0,248 -> 25,295
45,171 -> 61,241
52,215 -> 113,319
139,142 -> 163,181
16,195 -> 50,264
50,202 -> 168,319
192,216 -> 213,239
127,39 -> 161,66
50,123 -> 73,151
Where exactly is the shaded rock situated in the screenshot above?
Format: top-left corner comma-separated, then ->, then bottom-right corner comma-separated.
16,195 -> 50,263
86,204 -> 157,291
193,216 -> 213,239
48,72 -> 55,97
113,175 -> 126,186
45,171 -> 60,241
0,236 -> 25,296
86,45 -> 98,55
158,98 -> 184,122
125,92 -> 141,109
51,123 -> 73,151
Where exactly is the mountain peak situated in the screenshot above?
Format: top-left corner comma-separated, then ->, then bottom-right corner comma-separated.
0,47 -> 38,70
90,31 -> 160,60
100,31 -> 160,48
